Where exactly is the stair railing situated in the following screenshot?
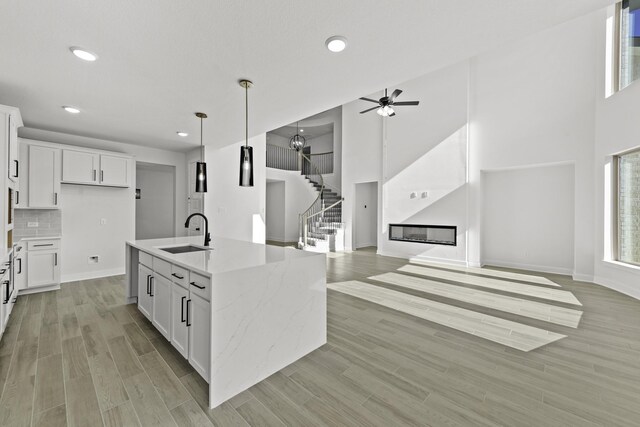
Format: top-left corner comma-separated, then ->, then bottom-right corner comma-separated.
298,152 -> 344,249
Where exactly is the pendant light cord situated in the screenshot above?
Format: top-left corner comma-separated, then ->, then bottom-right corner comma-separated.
200,116 -> 204,162
245,83 -> 249,148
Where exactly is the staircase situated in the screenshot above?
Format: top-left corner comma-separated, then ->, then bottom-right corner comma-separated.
301,176 -> 345,252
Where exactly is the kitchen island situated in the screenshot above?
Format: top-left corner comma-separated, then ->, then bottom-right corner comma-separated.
125,236 -> 326,408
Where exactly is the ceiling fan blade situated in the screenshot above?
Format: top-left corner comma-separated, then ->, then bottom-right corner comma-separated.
389,89 -> 402,102
359,106 -> 379,114
360,97 -> 380,104
392,101 -> 419,106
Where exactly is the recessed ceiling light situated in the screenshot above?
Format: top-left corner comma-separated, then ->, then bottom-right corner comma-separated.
177,132 -> 189,137
69,47 -> 98,62
325,36 -> 347,53
62,106 -> 81,114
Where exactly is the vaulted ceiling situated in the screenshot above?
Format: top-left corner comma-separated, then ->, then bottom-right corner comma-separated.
0,0 -> 614,151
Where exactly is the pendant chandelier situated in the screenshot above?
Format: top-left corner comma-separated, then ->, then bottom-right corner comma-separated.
195,112 -> 208,192
239,79 -> 254,187
289,121 -> 306,151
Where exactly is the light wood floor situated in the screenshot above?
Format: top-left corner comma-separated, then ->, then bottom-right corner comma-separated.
1,248 -> 640,426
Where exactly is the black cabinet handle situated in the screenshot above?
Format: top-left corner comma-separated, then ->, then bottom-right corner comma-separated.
13,160 -> 18,178
146,274 -> 151,295
93,170 -> 97,181
149,276 -> 154,297
190,281 -> 205,290
33,243 -> 53,247
17,258 -> 21,274
186,299 -> 191,327
54,253 -> 58,266
15,190 -> 19,205
181,296 -> 186,322
54,192 -> 58,205
101,170 -> 104,182
3,281 -> 9,304
171,273 -> 184,280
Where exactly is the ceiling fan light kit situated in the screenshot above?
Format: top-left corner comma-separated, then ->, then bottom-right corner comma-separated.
359,88 -> 419,117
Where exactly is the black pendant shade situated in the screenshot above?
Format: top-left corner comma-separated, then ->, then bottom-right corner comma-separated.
239,146 -> 253,187
239,79 -> 254,187
195,161 -> 207,192
195,112 -> 208,193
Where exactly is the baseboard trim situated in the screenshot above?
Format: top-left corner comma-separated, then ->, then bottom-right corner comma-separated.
409,255 -> 468,267
62,268 -> 124,283
572,273 -> 594,282
19,284 -> 61,295
593,275 -> 640,300
482,259 -> 573,276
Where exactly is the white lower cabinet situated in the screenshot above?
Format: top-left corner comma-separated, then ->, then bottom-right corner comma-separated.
137,250 -> 211,382
151,274 -> 172,339
137,264 -> 153,320
171,284 -> 189,358
26,249 -> 60,287
188,293 -> 211,380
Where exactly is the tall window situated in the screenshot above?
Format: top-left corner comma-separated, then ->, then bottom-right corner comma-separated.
619,0 -> 640,90
617,149 -> 640,266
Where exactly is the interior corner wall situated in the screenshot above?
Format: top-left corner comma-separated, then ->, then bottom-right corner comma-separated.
203,135 -> 266,243
482,163 -> 576,274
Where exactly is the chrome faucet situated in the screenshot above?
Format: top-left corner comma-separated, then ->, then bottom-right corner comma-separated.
185,213 -> 211,247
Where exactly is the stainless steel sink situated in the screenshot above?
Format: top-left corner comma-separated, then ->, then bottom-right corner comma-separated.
160,245 -> 211,254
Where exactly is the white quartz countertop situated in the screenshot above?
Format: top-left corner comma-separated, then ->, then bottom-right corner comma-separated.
18,236 -> 62,241
127,236 -> 324,277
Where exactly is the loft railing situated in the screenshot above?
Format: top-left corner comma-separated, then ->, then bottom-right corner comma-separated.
266,144 -> 298,171
267,144 -> 333,174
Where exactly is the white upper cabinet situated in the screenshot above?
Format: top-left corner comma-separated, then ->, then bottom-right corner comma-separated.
28,145 -> 61,208
7,113 -> 19,183
62,149 -> 100,184
100,155 -> 131,187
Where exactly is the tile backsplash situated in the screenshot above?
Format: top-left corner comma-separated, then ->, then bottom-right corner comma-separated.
14,209 -> 62,239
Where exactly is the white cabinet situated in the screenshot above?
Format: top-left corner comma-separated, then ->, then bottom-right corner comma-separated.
100,155 -> 130,187
7,113 -> 19,183
26,249 -> 59,287
188,293 -> 211,380
27,145 -> 61,208
138,264 -> 153,320
14,246 -> 25,291
152,274 -> 172,339
171,283 -> 189,357
62,150 -> 99,185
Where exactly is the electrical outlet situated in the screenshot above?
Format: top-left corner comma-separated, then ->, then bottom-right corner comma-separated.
27,222 -> 39,228
100,218 -> 107,225
88,256 -> 99,264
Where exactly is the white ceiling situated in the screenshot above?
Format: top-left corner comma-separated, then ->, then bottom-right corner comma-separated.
0,0 -> 614,152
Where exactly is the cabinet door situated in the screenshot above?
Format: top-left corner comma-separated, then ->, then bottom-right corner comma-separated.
188,293 -> 210,380
14,252 -> 26,291
152,274 -> 172,339
15,142 -> 28,208
28,145 -> 61,208
26,250 -> 58,287
137,264 -> 153,320
8,114 -> 19,183
171,285 -> 189,358
100,155 -> 130,187
62,150 -> 100,184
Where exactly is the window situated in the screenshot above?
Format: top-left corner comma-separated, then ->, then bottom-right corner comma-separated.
616,148 -> 640,266
619,0 -> 640,90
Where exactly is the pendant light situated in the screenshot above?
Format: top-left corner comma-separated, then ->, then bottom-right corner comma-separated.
195,112 -> 208,193
239,79 -> 254,187
289,121 -> 306,151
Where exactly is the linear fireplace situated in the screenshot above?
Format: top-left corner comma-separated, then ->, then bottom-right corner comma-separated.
388,224 -> 457,246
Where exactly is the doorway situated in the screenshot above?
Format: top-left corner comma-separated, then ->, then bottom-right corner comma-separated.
354,181 -> 378,249
135,162 -> 176,239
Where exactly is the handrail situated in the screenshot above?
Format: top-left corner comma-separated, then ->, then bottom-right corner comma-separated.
306,198 -> 344,221
300,151 -> 324,217
308,151 -> 334,156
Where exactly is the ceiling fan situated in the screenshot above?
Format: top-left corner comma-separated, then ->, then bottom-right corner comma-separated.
359,88 -> 419,117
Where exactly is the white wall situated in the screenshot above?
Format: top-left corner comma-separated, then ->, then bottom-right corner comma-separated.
354,182 -> 378,248
136,163 -> 176,240
203,135 -> 266,243
265,168 -> 317,242
482,163 -> 576,274
266,181 -> 286,242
